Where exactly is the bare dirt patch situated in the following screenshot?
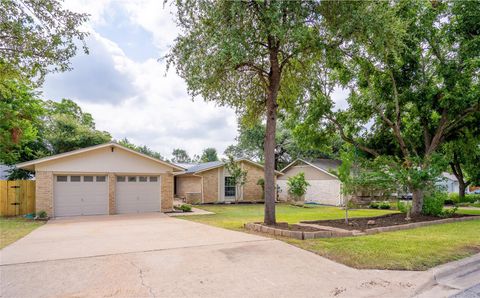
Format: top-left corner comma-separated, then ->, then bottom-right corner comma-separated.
301,213 -> 477,231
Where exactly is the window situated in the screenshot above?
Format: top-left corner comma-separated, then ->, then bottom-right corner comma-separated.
70,176 -> 81,182
128,176 -> 137,182
116,176 -> 125,182
224,177 -> 236,197
139,176 -> 148,182
96,176 -> 106,182
83,176 -> 94,182
57,176 -> 67,182
149,176 -> 158,182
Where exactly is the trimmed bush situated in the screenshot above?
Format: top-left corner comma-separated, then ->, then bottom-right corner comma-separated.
447,193 -> 480,204
175,204 -> 192,212
379,201 -> 391,209
369,201 -> 379,209
448,192 -> 460,204
369,201 -> 390,209
422,192 -> 447,217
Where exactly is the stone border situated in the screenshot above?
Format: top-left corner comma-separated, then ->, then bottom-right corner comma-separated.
243,222 -> 356,240
244,216 -> 480,240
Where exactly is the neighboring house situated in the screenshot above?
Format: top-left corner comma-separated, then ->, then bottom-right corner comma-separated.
436,172 -> 460,193
278,159 -> 342,206
175,160 -> 282,204
16,142 -> 184,217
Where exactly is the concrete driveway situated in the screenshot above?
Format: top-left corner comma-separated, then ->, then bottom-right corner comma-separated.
0,213 -> 458,297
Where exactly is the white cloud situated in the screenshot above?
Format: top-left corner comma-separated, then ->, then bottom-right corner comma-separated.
42,0 -> 237,158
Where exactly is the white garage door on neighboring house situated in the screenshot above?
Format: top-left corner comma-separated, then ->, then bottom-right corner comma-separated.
116,176 -> 161,214
277,179 -> 342,206
54,175 -> 109,217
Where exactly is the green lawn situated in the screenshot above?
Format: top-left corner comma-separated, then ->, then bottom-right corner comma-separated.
0,217 -> 45,249
179,203 -> 396,230
287,220 -> 480,270
457,208 -> 480,215
179,204 -> 480,270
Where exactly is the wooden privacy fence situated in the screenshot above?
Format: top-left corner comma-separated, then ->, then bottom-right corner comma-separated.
0,180 -> 35,216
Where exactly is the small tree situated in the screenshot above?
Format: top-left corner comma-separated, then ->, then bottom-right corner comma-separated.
200,147 -> 219,162
287,172 -> 309,205
224,156 -> 248,203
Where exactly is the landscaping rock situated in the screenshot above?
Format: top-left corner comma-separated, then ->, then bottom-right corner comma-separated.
367,220 -> 376,225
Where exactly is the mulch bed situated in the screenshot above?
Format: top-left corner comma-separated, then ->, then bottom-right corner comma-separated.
260,222 -> 325,232
301,213 -> 476,231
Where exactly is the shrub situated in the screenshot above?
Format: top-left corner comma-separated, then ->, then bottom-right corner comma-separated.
422,192 -> 447,217
379,201 -> 391,209
463,194 -> 480,203
36,210 -> 48,219
448,192 -> 460,204
369,201 -> 379,209
287,172 -> 310,202
397,200 -> 407,212
175,204 -> 192,212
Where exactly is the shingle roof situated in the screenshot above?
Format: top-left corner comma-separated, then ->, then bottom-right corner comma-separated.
183,161 -> 224,174
309,159 -> 342,172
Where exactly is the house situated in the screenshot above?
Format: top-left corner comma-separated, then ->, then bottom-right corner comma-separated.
436,172 -> 460,193
278,159 -> 343,206
16,142 -> 184,217
175,160 -> 282,204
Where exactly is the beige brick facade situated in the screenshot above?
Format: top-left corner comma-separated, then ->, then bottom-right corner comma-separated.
175,175 -> 202,199
161,173 -> 174,212
108,173 -> 116,214
199,168 -> 219,203
35,171 -> 53,216
241,161 -> 265,202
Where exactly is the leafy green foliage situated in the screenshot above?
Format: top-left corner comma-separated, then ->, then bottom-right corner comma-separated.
223,155 -> 248,202
171,148 -> 191,163
369,201 -> 391,210
422,192 -> 448,217
296,0 -> 480,214
0,0 -> 89,83
174,204 -> 192,212
0,80 -> 45,166
200,148 -> 218,162
448,193 -> 480,204
118,138 -> 165,160
287,172 -> 310,202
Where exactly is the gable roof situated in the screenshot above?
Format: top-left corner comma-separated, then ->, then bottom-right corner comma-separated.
280,159 -> 340,179
16,142 -> 185,171
177,159 -> 282,175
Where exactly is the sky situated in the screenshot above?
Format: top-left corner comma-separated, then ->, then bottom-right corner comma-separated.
42,0 -> 348,159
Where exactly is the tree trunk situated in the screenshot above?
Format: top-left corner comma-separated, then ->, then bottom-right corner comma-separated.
411,188 -> 424,216
264,42 -> 280,225
450,155 -> 469,200
264,93 -> 278,225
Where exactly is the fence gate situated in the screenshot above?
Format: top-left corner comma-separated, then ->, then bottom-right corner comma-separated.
0,180 -> 36,216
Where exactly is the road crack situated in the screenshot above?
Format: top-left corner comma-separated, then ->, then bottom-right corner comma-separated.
128,259 -> 156,298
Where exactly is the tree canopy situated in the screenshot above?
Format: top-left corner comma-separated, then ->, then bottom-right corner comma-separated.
294,0 -> 480,214
168,0 -> 326,224
0,0 -> 89,83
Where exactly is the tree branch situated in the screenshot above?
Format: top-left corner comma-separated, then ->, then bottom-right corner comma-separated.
325,114 -> 379,157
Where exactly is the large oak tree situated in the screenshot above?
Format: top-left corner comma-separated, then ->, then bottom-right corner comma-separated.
168,0 -> 325,224
298,0 -> 480,214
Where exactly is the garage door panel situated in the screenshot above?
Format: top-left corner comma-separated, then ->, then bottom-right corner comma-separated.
116,176 -> 161,214
54,175 -> 108,217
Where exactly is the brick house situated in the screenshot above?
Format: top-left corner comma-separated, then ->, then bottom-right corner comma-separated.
16,142 -> 184,217
175,160 -> 282,204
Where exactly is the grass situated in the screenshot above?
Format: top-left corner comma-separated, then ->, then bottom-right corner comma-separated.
178,203 -> 397,230
457,208 -> 480,216
0,217 -> 45,249
180,203 -> 480,270
287,220 -> 480,270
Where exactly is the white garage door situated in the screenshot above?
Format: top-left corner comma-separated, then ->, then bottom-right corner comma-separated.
277,179 -> 342,206
54,175 -> 109,217
116,176 -> 161,214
